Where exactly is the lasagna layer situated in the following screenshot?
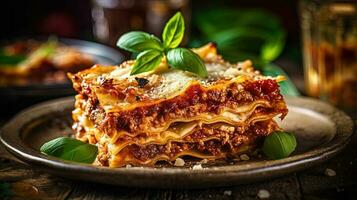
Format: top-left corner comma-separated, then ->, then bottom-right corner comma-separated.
73,93 -> 284,142
71,77 -> 287,137
96,119 -> 279,167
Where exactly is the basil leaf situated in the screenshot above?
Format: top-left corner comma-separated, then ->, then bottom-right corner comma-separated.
28,38 -> 57,59
162,12 -> 185,49
131,49 -> 164,75
36,43 -> 56,57
117,31 -> 163,53
0,53 -> 27,65
166,48 -> 207,78
191,8 -> 286,64
262,131 -> 297,159
40,137 -> 98,164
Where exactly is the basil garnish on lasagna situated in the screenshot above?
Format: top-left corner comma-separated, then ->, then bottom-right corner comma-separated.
68,43 -> 288,167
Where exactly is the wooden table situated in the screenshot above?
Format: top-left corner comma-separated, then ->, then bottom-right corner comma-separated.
0,118 -> 356,200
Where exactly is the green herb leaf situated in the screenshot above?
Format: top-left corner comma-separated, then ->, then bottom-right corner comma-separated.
0,53 -> 27,65
30,38 -> 57,58
166,48 -> 207,78
262,131 -> 297,159
131,49 -> 164,75
191,8 -> 286,64
0,38 -> 57,68
117,31 -> 163,53
40,137 -> 98,164
162,12 -> 185,49
116,12 -> 207,77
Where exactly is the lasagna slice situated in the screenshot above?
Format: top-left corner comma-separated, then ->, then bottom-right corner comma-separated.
69,43 -> 288,167
0,40 -> 94,86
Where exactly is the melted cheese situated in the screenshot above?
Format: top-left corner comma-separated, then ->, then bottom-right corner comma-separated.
97,62 -> 261,112
70,42 -> 285,113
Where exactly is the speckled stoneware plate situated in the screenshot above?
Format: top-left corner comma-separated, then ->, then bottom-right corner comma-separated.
0,96 -> 354,189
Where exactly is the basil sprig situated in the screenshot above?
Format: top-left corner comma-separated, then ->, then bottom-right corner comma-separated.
262,131 -> 297,159
40,137 -> 98,164
117,12 -> 207,77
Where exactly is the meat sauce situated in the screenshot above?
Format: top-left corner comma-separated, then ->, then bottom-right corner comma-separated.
79,79 -> 286,135
124,120 -> 276,162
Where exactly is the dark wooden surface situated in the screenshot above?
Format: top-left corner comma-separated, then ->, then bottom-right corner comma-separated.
0,119 -> 356,200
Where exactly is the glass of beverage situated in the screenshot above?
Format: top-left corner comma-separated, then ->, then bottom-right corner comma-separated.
299,0 -> 357,113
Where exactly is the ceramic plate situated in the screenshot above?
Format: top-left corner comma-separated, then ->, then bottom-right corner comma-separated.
0,96 -> 354,188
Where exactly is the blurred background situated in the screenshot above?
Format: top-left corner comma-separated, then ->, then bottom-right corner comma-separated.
0,0 -> 303,77
0,0 -> 356,116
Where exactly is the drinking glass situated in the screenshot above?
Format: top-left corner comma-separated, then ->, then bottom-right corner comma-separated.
91,0 -> 191,46
299,0 -> 357,112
